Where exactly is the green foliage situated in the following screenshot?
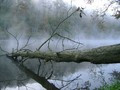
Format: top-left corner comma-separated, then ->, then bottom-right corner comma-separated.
98,81 -> 120,90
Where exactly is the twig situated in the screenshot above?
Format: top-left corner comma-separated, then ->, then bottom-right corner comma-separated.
62,38 -> 65,50
40,61 -> 46,76
5,29 -> 19,51
37,59 -> 41,75
37,8 -> 79,50
48,39 -> 53,52
60,74 -> 81,89
55,33 -> 83,45
67,0 -> 73,16
57,48 -> 78,53
47,61 -> 54,79
21,57 -> 29,64
18,80 -> 36,90
101,1 -> 115,17
20,36 -> 31,50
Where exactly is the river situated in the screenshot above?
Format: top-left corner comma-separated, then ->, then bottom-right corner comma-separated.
0,39 -> 120,90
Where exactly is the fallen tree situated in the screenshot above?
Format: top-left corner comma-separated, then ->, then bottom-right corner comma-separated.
7,43 -> 120,64
5,43 -> 120,90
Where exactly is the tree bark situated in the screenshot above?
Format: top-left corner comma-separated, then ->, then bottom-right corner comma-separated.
9,44 -> 120,64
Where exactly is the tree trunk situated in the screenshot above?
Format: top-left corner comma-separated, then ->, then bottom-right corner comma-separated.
9,44 -> 120,64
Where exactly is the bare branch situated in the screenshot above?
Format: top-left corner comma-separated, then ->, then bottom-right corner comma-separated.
50,74 -> 81,90
20,36 -> 31,50
57,48 -> 79,53
62,38 -> 65,50
47,61 -> 54,79
47,39 -> 53,52
37,8 -> 79,50
40,61 -> 46,77
20,57 -> 29,64
5,29 -> 19,52
37,59 -> 41,75
0,78 -> 29,90
55,33 -> 83,45
19,81 -> 35,90
101,1 -> 115,17
7,55 -> 60,90
67,0 -> 73,16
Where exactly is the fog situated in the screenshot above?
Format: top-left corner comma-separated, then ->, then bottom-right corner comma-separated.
0,0 -> 120,89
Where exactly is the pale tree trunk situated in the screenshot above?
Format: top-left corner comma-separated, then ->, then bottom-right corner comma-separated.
9,44 -> 120,64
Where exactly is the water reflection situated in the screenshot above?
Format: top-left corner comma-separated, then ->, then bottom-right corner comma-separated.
0,39 -> 120,90
4,83 -> 46,90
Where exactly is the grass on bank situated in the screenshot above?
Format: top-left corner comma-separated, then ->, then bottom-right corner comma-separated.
98,81 -> 120,90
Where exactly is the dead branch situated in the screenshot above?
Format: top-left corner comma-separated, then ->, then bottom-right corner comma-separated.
61,75 -> 81,90
37,59 -> 41,75
19,36 -> 31,51
5,29 -> 19,51
55,33 -> 83,45
67,0 -> 73,16
101,1 -> 115,17
37,8 -> 80,50
47,61 -> 54,79
7,55 -> 60,90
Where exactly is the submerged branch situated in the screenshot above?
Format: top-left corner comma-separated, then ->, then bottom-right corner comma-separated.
7,55 -> 60,90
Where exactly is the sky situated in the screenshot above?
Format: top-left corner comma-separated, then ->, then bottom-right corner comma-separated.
64,0 -> 119,15
32,0 -> 110,9
32,0 -> 118,19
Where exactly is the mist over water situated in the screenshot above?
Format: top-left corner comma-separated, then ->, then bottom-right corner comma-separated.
0,0 -> 120,89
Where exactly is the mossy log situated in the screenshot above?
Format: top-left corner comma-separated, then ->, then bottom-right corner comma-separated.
8,44 -> 120,64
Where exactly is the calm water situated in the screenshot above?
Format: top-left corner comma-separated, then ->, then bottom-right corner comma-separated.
0,39 -> 120,90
